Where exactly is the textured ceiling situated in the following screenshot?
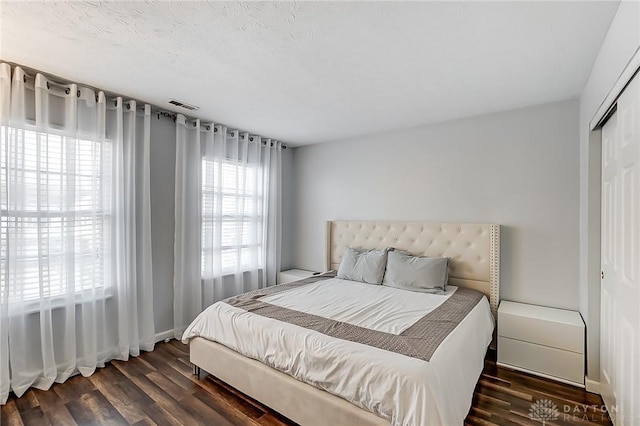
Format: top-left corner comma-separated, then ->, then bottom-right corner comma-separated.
0,1 -> 620,146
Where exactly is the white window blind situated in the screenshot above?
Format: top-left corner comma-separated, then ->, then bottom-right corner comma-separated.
201,158 -> 263,276
0,126 -> 112,303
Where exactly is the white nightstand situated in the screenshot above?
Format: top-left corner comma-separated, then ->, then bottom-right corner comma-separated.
277,269 -> 317,285
497,301 -> 585,387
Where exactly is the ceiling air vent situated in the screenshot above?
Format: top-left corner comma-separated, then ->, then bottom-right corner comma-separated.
168,99 -> 199,111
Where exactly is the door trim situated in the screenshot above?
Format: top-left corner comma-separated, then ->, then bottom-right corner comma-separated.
590,46 -> 640,131
586,377 -> 601,394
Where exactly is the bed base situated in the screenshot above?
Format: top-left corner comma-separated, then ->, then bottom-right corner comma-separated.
189,337 -> 389,426
188,220 -> 500,424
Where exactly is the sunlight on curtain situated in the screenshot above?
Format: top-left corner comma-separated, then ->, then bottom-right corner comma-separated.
201,158 -> 262,275
173,117 -> 281,338
0,63 -> 154,403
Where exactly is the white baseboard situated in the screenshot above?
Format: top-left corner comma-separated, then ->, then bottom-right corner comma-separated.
585,377 -> 601,394
154,329 -> 175,343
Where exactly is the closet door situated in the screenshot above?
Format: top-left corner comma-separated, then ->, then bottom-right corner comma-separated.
600,109 -> 617,416
601,72 -> 639,425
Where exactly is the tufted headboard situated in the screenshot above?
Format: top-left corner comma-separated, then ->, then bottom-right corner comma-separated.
325,221 -> 500,318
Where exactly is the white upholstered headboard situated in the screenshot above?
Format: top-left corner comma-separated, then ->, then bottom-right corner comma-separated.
325,221 -> 500,318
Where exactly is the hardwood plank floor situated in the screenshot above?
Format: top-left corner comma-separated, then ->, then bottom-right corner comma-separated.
1,342 -> 612,426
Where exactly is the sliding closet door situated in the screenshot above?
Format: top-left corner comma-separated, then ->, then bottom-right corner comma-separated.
601,72 -> 639,425
600,110 -> 617,415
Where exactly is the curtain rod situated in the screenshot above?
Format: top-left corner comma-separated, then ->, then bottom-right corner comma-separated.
153,109 -> 287,149
6,61 -> 288,149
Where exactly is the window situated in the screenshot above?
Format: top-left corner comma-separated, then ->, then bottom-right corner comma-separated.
201,158 -> 263,277
0,126 -> 112,303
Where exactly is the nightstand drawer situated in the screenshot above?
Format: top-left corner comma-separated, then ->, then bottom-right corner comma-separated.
277,269 -> 316,285
498,336 -> 584,385
498,301 -> 584,353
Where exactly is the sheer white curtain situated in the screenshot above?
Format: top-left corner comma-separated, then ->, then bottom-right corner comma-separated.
0,64 -> 154,403
173,116 -> 281,337
173,115 -> 202,338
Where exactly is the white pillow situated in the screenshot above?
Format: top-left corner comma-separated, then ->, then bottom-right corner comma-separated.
382,250 -> 449,293
337,247 -> 388,284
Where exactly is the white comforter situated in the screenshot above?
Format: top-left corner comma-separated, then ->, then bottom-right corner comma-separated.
182,278 -> 494,426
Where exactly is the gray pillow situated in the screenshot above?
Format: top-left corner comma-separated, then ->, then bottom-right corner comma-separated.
382,251 -> 449,293
337,247 -> 388,284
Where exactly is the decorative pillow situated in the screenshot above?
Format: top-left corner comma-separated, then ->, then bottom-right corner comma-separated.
382,250 -> 449,293
336,247 -> 388,284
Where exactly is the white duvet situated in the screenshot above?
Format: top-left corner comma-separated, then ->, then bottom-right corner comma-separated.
182,278 -> 494,426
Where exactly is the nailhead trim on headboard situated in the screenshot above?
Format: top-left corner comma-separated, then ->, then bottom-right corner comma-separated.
489,224 -> 500,319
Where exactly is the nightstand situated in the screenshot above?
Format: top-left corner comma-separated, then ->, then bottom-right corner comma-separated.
277,269 -> 317,285
497,301 -> 585,387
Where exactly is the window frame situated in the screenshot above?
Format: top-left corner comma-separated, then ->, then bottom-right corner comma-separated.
0,123 -> 114,309
200,156 -> 265,278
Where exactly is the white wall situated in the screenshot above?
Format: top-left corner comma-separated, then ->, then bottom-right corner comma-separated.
579,1 -> 640,381
292,99 -> 580,310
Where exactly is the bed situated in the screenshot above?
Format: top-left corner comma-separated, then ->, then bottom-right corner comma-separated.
183,221 -> 500,425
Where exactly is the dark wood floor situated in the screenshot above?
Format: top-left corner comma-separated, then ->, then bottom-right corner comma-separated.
1,340 -> 611,426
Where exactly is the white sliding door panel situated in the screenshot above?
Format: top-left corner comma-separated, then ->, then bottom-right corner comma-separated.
616,72 -> 639,426
601,72 -> 640,426
601,111 -> 618,416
